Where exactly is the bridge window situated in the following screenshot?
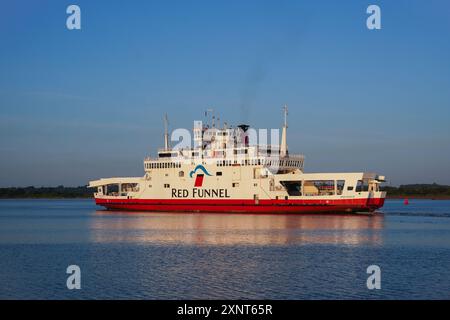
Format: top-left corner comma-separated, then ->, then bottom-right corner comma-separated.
179,171 -> 184,177
216,171 -> 222,176
164,184 -> 170,188
355,180 -> 369,192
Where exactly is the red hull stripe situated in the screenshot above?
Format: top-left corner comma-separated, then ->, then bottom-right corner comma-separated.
95,198 -> 385,213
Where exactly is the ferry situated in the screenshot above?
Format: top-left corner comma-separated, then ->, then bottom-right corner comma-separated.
88,107 -> 386,213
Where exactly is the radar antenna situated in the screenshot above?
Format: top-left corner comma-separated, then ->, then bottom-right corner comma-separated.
164,113 -> 170,150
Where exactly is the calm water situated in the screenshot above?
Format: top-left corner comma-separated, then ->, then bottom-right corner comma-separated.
0,199 -> 449,299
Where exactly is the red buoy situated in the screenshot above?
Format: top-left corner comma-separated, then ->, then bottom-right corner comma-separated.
404,198 -> 409,205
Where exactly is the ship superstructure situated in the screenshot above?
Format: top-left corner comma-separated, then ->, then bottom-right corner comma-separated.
89,108 -> 386,213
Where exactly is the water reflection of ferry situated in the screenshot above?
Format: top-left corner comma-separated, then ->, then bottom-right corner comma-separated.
90,212 -> 384,246
89,108 -> 386,214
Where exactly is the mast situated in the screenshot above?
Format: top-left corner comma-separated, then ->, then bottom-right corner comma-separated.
280,105 -> 288,157
164,113 -> 170,150
205,108 -> 214,128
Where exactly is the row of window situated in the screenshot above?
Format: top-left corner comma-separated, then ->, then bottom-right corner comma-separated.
145,162 -> 182,169
217,158 -> 302,167
145,158 -> 303,170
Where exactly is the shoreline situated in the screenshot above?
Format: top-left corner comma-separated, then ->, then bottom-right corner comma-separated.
387,196 -> 450,200
1,196 -> 450,200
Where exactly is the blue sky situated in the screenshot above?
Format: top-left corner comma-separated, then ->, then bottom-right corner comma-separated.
1,0 -> 450,186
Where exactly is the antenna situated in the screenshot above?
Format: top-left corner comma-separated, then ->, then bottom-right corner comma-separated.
280,105 -> 288,157
283,104 -> 288,128
205,108 -> 214,127
164,113 -> 170,150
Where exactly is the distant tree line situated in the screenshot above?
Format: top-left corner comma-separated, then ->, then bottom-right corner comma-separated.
0,186 -> 92,198
0,184 -> 449,199
381,183 -> 450,199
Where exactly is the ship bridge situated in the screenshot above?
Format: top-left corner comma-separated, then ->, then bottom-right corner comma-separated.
143,106 -> 304,173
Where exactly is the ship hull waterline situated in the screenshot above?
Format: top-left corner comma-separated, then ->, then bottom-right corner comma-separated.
94,198 -> 385,214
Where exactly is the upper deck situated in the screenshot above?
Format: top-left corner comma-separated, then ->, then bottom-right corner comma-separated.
144,108 -> 304,173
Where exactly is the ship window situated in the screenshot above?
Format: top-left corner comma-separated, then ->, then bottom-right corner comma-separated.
347,186 -> 353,191
164,184 -> 170,188
337,180 -> 345,195
122,183 -> 139,192
280,181 -> 302,196
355,180 -> 369,192
106,184 -> 119,196
303,180 -> 335,196
232,182 -> 239,187
159,152 -> 171,158
179,171 -> 184,177
216,171 -> 222,176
